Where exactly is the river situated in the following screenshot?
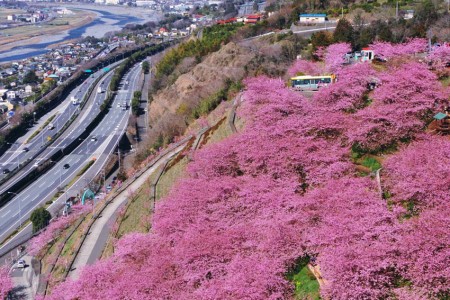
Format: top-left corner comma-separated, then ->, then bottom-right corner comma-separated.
0,7 -> 158,63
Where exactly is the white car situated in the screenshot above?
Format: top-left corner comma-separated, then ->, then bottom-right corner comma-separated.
17,259 -> 25,268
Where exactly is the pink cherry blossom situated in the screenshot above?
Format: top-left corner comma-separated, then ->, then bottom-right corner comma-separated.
43,45 -> 450,300
0,266 -> 13,299
370,38 -> 427,60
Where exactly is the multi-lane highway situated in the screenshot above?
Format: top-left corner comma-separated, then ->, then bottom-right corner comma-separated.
0,68 -> 112,182
0,62 -> 142,248
0,65 -> 123,199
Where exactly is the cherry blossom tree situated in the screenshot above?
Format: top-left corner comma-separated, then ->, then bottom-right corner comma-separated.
45,47 -> 450,300
370,38 -> 427,60
348,62 -> 447,152
313,62 -> 376,112
427,45 -> 450,77
383,134 -> 450,210
324,42 -> 352,72
28,205 -> 90,256
287,59 -> 324,77
394,202 -> 450,298
0,267 -> 13,299
299,177 -> 402,300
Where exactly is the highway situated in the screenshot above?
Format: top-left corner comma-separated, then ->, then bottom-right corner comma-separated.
0,64 -> 125,199
0,62 -> 142,250
0,68 -> 112,182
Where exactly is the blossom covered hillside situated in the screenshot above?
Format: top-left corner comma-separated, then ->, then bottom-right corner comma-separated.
47,42 -> 449,299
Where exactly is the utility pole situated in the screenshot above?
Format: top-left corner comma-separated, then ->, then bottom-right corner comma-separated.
396,1 -> 399,20
341,7 -> 344,19
117,149 -> 121,172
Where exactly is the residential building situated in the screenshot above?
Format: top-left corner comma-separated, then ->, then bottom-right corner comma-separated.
299,14 -> 327,23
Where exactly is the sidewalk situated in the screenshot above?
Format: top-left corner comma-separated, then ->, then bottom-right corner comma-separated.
9,254 -> 36,300
69,145 -> 184,280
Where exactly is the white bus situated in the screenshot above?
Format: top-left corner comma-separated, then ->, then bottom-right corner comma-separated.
290,75 -> 336,91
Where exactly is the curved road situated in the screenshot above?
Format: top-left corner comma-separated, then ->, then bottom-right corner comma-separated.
0,68 -> 112,182
0,62 -> 142,247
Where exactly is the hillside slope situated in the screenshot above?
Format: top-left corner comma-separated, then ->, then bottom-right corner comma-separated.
47,40 -> 450,300
148,42 -> 254,143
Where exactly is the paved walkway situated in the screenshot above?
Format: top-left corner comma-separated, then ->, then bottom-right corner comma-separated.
69,145 -> 185,280
9,255 -> 34,300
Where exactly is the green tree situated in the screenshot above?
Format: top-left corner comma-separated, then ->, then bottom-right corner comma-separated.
311,31 -> 333,51
40,81 -> 56,95
333,18 -> 354,43
142,61 -> 150,74
357,27 -> 376,48
23,71 -> 40,84
131,90 -> 141,116
413,0 -> 438,30
30,207 -> 51,233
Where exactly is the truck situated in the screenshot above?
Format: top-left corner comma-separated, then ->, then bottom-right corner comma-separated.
97,86 -> 103,94
71,96 -> 80,105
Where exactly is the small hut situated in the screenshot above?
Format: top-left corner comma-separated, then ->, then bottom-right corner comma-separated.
434,112 -> 450,133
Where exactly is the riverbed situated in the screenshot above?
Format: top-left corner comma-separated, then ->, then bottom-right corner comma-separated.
0,5 -> 160,63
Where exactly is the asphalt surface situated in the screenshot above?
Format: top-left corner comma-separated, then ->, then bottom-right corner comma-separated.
0,63 -> 141,246
0,61 -> 126,198
0,68 -> 113,185
9,255 -> 33,300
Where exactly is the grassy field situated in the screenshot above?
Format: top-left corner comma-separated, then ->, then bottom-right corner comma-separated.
116,180 -> 153,238
440,76 -> 450,87
289,265 -> 321,300
0,8 -> 25,20
155,155 -> 189,200
201,117 -> 232,147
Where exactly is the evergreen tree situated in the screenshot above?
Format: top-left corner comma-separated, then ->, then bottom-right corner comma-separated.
333,18 -> 354,43
311,31 -> 333,50
23,70 -> 39,84
30,207 -> 51,233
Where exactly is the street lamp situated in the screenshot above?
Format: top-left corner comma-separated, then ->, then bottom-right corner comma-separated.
7,192 -> 22,228
33,112 -> 36,124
